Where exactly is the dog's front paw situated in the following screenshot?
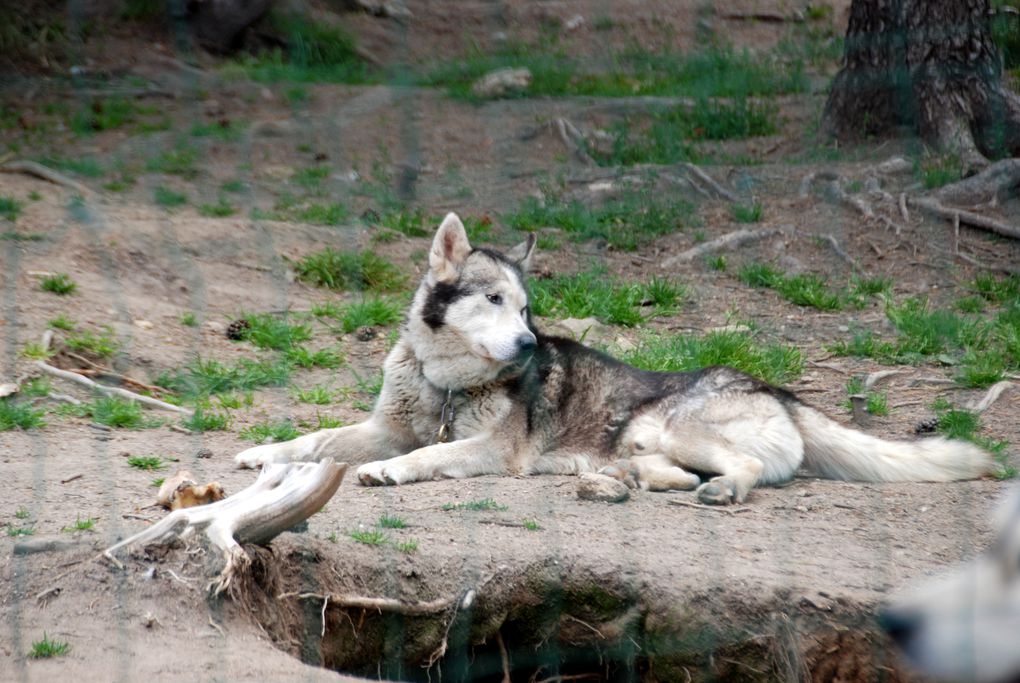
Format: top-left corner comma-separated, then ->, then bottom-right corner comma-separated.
696,478 -> 737,505
234,443 -> 286,469
357,461 -> 399,486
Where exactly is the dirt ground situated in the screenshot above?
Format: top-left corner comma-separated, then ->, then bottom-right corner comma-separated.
2,1 -> 1020,681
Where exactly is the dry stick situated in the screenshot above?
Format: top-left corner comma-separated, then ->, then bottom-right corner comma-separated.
899,193 -> 910,222
282,592 -> 455,616
64,352 -> 168,394
553,118 -> 595,166
811,233 -> 858,271
955,249 -> 1020,275
682,163 -> 741,202
61,473 -> 83,484
864,370 -> 901,390
911,197 -> 1020,241
34,360 -> 193,416
668,500 -> 753,515
0,160 -> 93,195
660,228 -> 781,268
966,380 -> 1015,413
933,157 -> 1020,205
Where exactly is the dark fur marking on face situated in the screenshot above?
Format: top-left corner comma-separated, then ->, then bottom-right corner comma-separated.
422,281 -> 471,330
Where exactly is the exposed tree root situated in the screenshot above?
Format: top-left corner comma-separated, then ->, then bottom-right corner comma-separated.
910,198 -> 1020,241
681,163 -> 741,203
35,360 -> 192,415
0,160 -> 93,195
279,592 -> 456,616
661,228 -> 782,268
933,158 -> 1020,205
105,459 -> 348,595
966,381 -> 1014,414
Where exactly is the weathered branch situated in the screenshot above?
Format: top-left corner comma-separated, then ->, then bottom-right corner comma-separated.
35,360 -> 192,415
910,198 -> 1020,241
661,228 -> 782,268
933,158 -> 1020,205
280,592 -> 454,616
106,459 -> 348,595
0,160 -> 93,195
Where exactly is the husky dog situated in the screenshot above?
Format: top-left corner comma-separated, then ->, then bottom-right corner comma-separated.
235,214 -> 994,504
882,488 -> 1020,682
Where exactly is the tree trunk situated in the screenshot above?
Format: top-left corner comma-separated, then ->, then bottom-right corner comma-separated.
824,0 -> 1020,166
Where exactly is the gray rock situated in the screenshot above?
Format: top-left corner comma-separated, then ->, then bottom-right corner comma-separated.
577,473 -> 630,503
13,536 -> 76,556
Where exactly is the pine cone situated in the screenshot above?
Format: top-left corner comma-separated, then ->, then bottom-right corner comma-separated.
914,416 -> 940,434
225,318 -> 250,341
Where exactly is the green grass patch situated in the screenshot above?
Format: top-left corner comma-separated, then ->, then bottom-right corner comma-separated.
189,119 -> 244,142
154,186 -> 188,208
240,420 -> 301,444
28,634 -> 70,659
81,397 -> 150,428
731,203 -> 763,223
522,519 -> 541,531
425,43 -> 806,100
182,405 -> 230,432
197,197 -> 236,218
180,312 -> 198,327
19,342 -> 54,360
15,507 -> 30,519
147,146 -> 199,178
157,357 -> 292,400
316,297 -> 403,333
395,539 -> 419,553
292,385 -> 334,405
40,273 -> 77,295
39,156 -> 104,178
237,313 -> 312,351
620,329 -> 804,385
843,377 -> 889,416
127,455 -> 165,470
71,98 -> 139,134
596,98 -> 778,165
933,402 -> 1013,478
62,514 -> 97,533
65,327 -> 118,357
530,270 -> 683,326
441,498 -> 508,512
255,194 -> 351,225
0,399 -> 46,431
738,263 -> 845,310
350,529 -> 389,546
505,191 -> 694,252
377,514 -> 407,529
48,315 -> 75,331
236,10 -> 369,84
293,248 -> 406,292
917,151 -> 966,189
292,165 -> 331,187
285,346 -> 345,369
7,525 -> 34,537
0,196 -> 22,221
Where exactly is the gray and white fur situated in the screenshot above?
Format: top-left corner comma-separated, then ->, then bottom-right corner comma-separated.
234,213 -> 995,505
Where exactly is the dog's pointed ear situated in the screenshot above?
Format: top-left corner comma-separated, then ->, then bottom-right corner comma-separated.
505,232 -> 537,272
429,213 -> 472,283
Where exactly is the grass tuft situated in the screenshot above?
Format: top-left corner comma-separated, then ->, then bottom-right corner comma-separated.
621,329 -> 804,385
127,455 -> 164,470
28,634 -> 70,659
240,420 -> 302,444
293,248 -> 406,292
40,273 -> 77,295
0,399 -> 46,431
441,498 -> 508,511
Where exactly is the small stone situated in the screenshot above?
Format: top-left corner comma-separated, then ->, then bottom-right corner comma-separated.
133,319 -> 154,330
577,473 -> 630,503
13,536 -> 75,556
196,448 -> 213,459
356,326 -> 377,341
565,14 -> 585,31
471,67 -> 532,99
877,156 -> 912,175
0,382 -> 18,398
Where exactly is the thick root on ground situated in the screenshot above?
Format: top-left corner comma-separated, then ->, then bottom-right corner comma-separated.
105,459 -> 348,595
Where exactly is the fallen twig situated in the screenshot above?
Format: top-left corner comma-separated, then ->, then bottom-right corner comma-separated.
35,360 -> 192,415
911,197 -> 1020,241
864,370 -> 901,390
966,381 -> 1014,413
553,118 -> 596,166
682,163 -> 741,202
668,500 -> 753,514
61,473 -> 83,484
661,228 -> 781,268
0,160 -> 92,195
281,592 -> 455,616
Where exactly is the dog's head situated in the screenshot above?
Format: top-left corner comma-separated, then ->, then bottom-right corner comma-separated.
881,488 -> 1020,683
406,213 -> 537,389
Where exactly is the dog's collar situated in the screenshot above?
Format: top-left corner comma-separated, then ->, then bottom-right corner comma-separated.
435,387 -> 456,444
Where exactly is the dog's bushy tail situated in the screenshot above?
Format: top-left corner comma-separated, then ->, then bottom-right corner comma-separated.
793,405 -> 995,482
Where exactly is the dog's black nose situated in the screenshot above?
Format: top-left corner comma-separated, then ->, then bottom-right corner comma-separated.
516,334 -> 537,353
877,609 -> 920,647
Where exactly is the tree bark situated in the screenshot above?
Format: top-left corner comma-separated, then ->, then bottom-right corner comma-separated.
824,0 -> 1020,165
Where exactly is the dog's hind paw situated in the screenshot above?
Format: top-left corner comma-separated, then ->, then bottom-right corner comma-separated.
696,478 -> 737,505
357,461 -> 397,486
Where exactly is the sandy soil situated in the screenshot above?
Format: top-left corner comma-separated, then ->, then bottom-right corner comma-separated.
2,0 -> 1019,681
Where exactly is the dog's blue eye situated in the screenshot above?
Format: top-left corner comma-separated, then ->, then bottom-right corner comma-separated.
487,294 -> 503,305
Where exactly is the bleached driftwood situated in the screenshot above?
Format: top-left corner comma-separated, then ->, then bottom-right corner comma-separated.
106,459 -> 348,594
661,228 -> 781,268
35,360 -> 192,415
